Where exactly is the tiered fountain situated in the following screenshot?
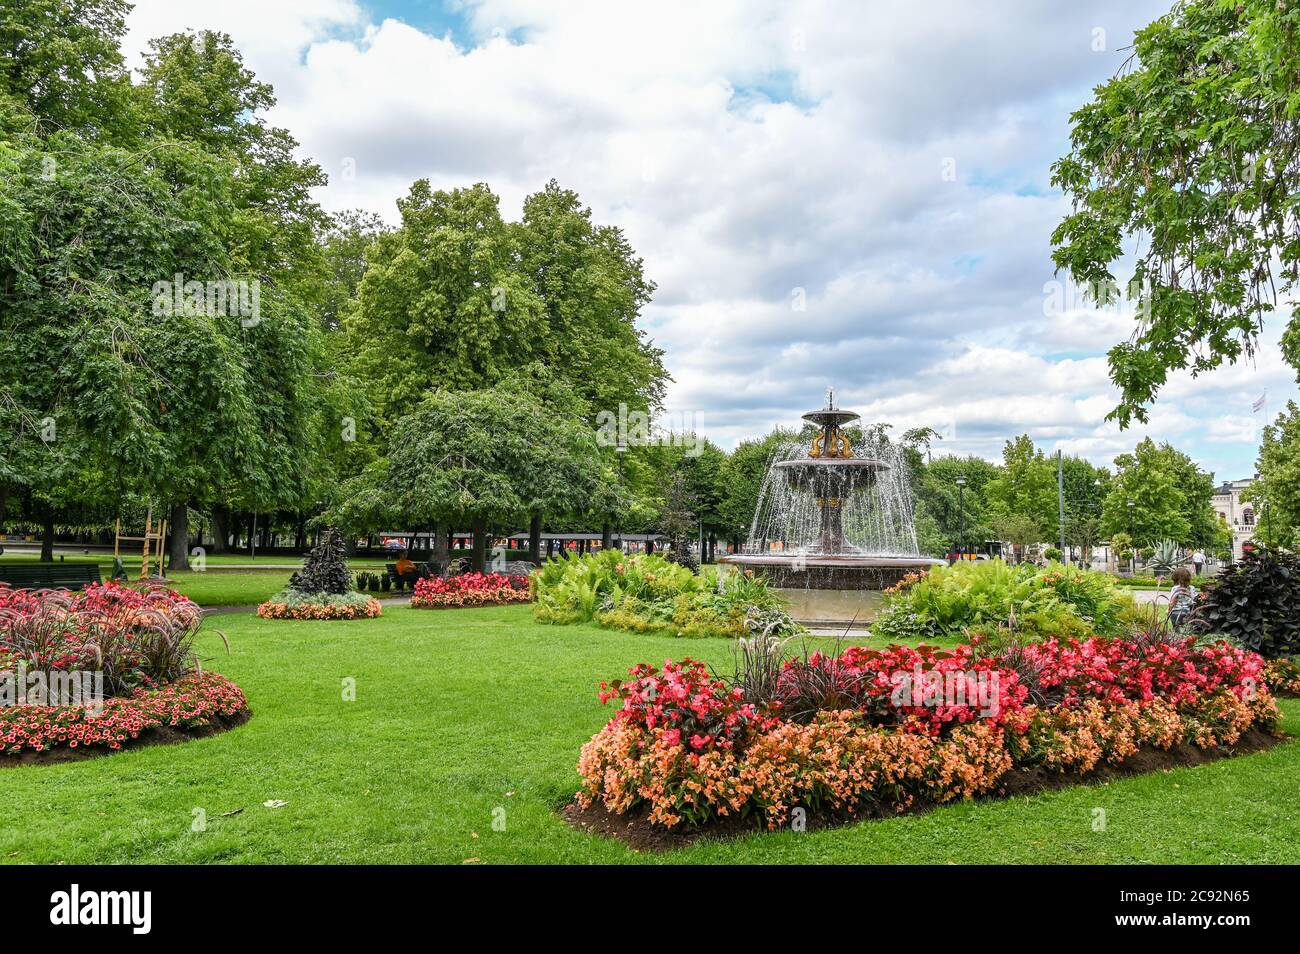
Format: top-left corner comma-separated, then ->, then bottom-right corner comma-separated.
720,389 -> 942,623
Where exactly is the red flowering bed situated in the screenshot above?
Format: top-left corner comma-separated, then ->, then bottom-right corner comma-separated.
575,636 -> 1279,835
0,671 -> 247,756
411,572 -> 531,608
0,582 -> 249,762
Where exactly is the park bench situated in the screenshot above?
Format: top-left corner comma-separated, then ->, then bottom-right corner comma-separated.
0,563 -> 102,590
385,562 -> 435,586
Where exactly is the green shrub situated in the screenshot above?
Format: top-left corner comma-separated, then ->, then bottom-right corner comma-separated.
1197,547 -> 1300,658
873,559 -> 1131,642
534,551 -> 794,638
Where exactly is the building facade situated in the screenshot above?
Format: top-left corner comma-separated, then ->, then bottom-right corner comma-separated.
1212,478 -> 1257,562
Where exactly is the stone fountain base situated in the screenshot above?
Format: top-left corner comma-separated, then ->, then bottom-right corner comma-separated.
719,553 -> 943,590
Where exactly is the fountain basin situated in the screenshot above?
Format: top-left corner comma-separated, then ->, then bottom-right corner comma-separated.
719,553 -> 943,590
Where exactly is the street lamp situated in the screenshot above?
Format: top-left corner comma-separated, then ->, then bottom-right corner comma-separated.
955,475 -> 967,563
1126,498 -> 1136,574
615,439 -> 627,552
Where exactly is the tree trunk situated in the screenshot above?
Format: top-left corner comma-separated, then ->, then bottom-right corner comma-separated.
601,521 -> 612,550
707,533 -> 717,563
471,516 -> 488,573
646,538 -> 655,554
432,521 -> 449,568
529,513 -> 543,564
546,536 -> 555,558
210,505 -> 230,553
167,502 -> 191,570
40,508 -> 54,562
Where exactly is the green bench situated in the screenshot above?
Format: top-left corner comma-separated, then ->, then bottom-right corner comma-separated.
0,563 -> 103,590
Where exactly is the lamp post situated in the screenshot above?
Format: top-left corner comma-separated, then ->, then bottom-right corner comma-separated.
615,439 -> 627,552
1126,498 -> 1136,574
1056,449 -> 1066,560
955,475 -> 967,562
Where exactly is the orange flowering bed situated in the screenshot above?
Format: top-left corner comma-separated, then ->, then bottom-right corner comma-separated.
1263,657 -> 1300,695
256,596 -> 382,620
577,637 -> 1279,831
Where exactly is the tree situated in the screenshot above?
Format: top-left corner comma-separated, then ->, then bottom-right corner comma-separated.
1051,0 -> 1300,426
379,387 -> 600,572
988,512 -> 1042,563
984,435 -> 1055,535
515,180 -> 667,416
0,16 -> 354,567
1247,400 -> 1300,549
914,455 -> 1000,557
1100,438 -> 1216,548
0,0 -> 138,139
346,181 -> 548,426
347,179 -> 669,429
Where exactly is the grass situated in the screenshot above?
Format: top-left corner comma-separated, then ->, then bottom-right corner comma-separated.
1,605 -> 1296,864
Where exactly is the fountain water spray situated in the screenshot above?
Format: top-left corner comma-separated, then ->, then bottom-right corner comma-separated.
721,392 -> 942,591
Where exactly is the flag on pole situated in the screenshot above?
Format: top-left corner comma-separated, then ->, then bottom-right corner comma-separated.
1252,392 -> 1267,413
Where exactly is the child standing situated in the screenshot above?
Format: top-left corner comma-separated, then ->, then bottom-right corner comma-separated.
1168,566 -> 1198,633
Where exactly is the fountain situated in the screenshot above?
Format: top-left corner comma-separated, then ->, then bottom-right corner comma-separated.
720,389 -> 942,624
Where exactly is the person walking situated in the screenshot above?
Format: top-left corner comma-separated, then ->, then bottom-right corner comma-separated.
1191,548 -> 1206,576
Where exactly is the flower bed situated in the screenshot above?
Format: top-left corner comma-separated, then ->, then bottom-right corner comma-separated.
0,582 -> 249,762
1263,657 -> 1300,696
410,572 -> 531,608
574,634 -> 1279,839
257,590 -> 383,620
0,671 -> 247,758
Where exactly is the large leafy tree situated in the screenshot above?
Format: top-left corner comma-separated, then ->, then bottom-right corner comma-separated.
1052,0 -> 1300,426
0,0 -> 138,139
0,9 -> 347,566
984,435 -> 1057,535
1101,438 -> 1216,547
379,387 -> 600,571
347,179 -> 669,428
1246,400 -> 1300,548
346,181 -> 548,425
515,180 -> 667,416
135,30 -> 337,566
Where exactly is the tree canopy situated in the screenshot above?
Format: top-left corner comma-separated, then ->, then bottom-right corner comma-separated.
1052,0 -> 1300,426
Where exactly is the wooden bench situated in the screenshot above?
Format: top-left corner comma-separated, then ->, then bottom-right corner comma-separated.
0,563 -> 103,590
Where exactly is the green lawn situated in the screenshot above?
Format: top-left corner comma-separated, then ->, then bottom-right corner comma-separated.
1,605 -> 1296,864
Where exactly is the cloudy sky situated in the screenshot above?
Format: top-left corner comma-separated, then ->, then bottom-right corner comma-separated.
125,0 -> 1299,480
